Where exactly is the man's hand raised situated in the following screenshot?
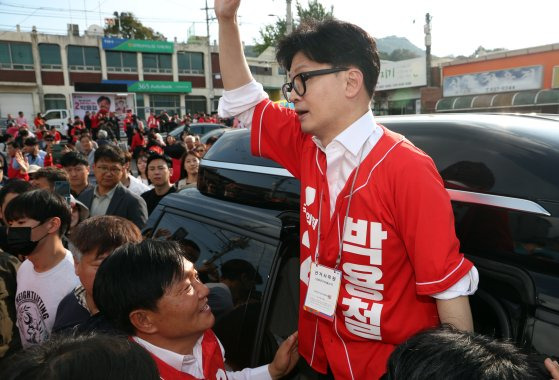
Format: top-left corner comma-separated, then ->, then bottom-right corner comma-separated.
214,0 -> 240,21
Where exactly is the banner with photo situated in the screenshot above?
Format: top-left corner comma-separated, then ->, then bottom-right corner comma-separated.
71,93 -> 136,119
443,65 -> 543,97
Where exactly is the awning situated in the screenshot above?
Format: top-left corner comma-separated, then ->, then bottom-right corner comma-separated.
436,89 -> 559,112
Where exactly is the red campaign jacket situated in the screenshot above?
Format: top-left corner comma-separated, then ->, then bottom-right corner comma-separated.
147,330 -> 227,380
251,99 -> 473,380
8,157 -> 29,180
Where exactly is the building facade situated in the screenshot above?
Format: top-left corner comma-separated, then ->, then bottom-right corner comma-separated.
436,43 -> 559,113
0,26 -> 285,121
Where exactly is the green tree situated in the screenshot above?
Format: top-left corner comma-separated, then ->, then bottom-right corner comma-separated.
254,0 -> 334,55
104,12 -> 166,41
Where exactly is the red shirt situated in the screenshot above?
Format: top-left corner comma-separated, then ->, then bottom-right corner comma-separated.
145,330 -> 226,380
251,99 -> 472,379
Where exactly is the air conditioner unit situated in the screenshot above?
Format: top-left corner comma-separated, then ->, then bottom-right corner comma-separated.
67,24 -> 79,37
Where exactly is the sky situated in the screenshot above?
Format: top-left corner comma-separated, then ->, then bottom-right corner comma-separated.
0,0 -> 557,58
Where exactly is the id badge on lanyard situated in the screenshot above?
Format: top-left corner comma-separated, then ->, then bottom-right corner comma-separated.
303,262 -> 342,321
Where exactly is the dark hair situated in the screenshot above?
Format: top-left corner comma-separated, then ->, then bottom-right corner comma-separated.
221,259 -> 262,284
4,189 -> 71,236
276,19 -> 380,98
122,151 -> 133,165
79,134 -> 92,143
97,95 -> 111,106
24,137 -> 38,146
33,167 -> 69,187
146,153 -> 172,169
0,333 -> 159,380
70,216 -> 142,260
0,179 -> 33,209
381,325 -> 542,380
60,151 -> 89,168
93,145 -> 125,164
179,150 -> 200,180
7,141 -> 22,150
93,239 -> 186,334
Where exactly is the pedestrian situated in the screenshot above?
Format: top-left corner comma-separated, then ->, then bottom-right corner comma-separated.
216,1 -> 478,379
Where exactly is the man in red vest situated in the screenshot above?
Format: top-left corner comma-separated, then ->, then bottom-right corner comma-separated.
216,1 -> 478,379
93,239 -> 299,380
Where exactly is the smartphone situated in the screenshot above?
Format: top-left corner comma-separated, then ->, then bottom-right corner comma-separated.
54,181 -> 71,204
51,143 -> 67,163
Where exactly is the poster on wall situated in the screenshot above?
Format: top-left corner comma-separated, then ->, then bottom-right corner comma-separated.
376,57 -> 427,91
443,65 -> 543,97
71,93 -> 135,119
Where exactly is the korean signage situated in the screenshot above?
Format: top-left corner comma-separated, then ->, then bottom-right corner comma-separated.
127,81 -> 192,93
552,66 -> 559,89
71,93 -> 136,119
102,37 -> 174,53
443,65 -> 543,97
376,57 -> 427,91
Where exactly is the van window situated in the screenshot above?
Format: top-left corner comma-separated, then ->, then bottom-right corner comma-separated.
148,212 -> 277,370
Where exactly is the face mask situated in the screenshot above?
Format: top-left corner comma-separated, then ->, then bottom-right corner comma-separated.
6,222 -> 49,256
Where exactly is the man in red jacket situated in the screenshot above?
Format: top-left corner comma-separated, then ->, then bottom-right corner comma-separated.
93,240 -> 299,380
216,1 -> 478,379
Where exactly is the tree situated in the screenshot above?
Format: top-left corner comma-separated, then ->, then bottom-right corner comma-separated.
104,12 -> 166,41
254,0 -> 334,55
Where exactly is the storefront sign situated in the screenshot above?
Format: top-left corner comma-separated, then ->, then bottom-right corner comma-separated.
443,65 -> 543,97
71,93 -> 135,119
127,81 -> 192,93
376,57 -> 427,91
552,66 -> 559,89
102,38 -> 174,53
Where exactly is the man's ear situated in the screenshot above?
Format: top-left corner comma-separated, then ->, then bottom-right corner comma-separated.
47,217 -> 61,234
345,68 -> 364,99
130,309 -> 158,334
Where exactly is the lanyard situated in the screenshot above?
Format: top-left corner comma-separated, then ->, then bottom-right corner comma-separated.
313,146 -> 367,269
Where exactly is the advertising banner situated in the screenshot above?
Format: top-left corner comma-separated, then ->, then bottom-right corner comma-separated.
102,37 -> 174,53
376,57 -> 427,91
127,81 -> 192,93
443,65 -> 543,97
71,93 -> 135,119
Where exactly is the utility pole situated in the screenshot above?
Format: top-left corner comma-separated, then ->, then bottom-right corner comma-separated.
204,0 -> 214,112
286,0 -> 293,34
424,13 -> 432,87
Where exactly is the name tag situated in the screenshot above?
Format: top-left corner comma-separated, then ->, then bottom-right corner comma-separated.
304,263 -> 342,321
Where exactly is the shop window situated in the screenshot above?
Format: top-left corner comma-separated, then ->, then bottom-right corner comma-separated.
142,53 -> 172,74
44,94 -> 67,110
177,52 -> 204,74
106,51 -> 137,73
249,65 -> 272,76
149,94 -> 180,116
185,96 -> 206,114
39,44 -> 62,70
68,45 -> 101,71
0,42 -> 33,70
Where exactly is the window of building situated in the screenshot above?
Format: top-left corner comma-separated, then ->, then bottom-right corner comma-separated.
44,94 -> 67,110
149,94 -> 180,116
142,53 -> 172,73
67,45 -> 101,71
106,51 -> 137,73
38,44 -> 62,70
185,96 -> 206,114
0,42 -> 33,70
177,52 -> 204,74
136,95 -> 145,120
249,65 -> 272,76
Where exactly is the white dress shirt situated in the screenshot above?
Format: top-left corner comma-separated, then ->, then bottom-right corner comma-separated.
219,80 -> 478,299
132,335 -> 271,380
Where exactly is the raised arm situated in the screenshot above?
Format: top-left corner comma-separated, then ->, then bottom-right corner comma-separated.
215,0 -> 252,90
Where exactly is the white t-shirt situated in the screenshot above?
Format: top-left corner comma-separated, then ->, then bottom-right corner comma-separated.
15,250 -> 80,347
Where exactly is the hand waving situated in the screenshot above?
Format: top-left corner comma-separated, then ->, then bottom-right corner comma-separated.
214,0 -> 240,21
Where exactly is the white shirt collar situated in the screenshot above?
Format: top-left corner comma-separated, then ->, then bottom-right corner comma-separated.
312,109 -> 377,156
132,335 -> 204,374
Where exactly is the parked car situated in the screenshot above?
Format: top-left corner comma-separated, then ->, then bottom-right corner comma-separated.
168,123 -> 225,139
144,113 -> 559,374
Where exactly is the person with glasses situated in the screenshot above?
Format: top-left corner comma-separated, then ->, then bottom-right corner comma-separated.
77,145 -> 148,229
215,1 -> 478,379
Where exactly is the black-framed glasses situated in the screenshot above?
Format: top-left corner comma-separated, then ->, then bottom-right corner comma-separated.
282,67 -> 349,101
